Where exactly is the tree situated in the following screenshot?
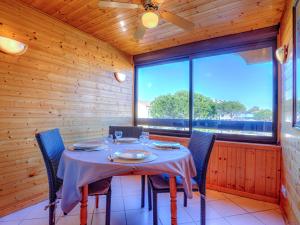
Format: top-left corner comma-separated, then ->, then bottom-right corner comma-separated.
216,101 -> 246,118
149,91 -> 247,120
150,91 -> 189,119
253,109 -> 272,121
193,93 -> 217,119
149,91 -> 217,119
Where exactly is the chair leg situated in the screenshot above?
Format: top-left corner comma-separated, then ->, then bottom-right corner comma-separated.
105,190 -> 112,225
201,195 -> 206,225
49,203 -> 56,225
95,195 -> 99,209
141,175 -> 145,208
153,191 -> 158,225
147,179 -> 152,211
183,192 -> 187,207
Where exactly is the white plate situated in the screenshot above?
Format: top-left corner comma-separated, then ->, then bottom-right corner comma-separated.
72,143 -> 100,150
113,150 -> 151,160
116,137 -> 139,143
152,141 -> 180,149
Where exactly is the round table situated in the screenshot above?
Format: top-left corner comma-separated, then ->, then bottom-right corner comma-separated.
57,139 -> 197,225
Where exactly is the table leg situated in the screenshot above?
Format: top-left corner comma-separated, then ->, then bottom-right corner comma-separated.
80,185 -> 88,225
169,176 -> 178,225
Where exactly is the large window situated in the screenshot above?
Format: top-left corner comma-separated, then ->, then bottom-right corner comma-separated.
192,47 -> 274,139
134,29 -> 278,143
136,60 -> 190,131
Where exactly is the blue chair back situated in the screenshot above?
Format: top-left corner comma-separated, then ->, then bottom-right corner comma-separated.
188,131 -> 216,194
35,128 -> 65,202
109,126 -> 143,138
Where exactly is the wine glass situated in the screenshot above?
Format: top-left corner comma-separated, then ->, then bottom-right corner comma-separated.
114,131 -> 123,141
140,131 -> 149,145
105,134 -> 114,144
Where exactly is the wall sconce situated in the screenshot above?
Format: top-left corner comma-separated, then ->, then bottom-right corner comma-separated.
114,72 -> 126,83
275,45 -> 288,64
0,36 -> 28,55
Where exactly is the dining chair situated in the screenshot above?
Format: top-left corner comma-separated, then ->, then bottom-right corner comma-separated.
147,131 -> 216,225
36,128 -> 112,225
108,125 -> 147,207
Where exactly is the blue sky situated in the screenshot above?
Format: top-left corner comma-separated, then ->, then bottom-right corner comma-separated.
137,52 -> 273,110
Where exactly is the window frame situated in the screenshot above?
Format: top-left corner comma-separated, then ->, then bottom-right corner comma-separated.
134,26 -> 279,144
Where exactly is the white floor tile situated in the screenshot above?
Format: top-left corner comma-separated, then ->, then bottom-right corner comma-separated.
92,212 -> 126,225
0,208 -> 32,222
19,218 -> 49,225
185,202 -> 222,221
208,199 -> 247,217
229,196 -> 279,213
0,221 -> 21,225
1,176 -> 285,225
123,194 -> 146,211
94,196 -> 125,213
195,218 -> 231,225
225,214 -> 265,225
158,206 -> 193,225
252,209 -> 286,225
126,209 -> 162,225
57,214 -> 92,225
206,190 -> 227,202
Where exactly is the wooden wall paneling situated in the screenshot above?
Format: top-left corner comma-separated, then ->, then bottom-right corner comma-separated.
265,149 -> 278,197
245,148 -> 255,193
217,145 -> 227,187
235,146 -> 246,192
18,0 -> 286,55
226,146 -> 237,190
150,135 -> 281,203
209,144 -> 219,186
255,149 -> 267,195
0,0 -> 133,216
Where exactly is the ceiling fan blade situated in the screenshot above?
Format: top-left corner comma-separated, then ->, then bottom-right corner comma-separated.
98,1 -> 140,9
159,11 -> 195,31
134,23 -> 146,41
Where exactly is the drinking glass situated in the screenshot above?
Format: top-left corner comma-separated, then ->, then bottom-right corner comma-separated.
142,131 -> 150,142
140,131 -> 149,145
115,131 -> 123,140
105,134 -> 114,144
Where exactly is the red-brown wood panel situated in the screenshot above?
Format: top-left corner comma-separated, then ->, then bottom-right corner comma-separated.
151,135 -> 281,203
245,148 -> 255,193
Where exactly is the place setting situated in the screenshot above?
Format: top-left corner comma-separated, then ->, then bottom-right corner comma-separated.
107,149 -> 158,163
67,141 -> 108,152
147,141 -> 181,150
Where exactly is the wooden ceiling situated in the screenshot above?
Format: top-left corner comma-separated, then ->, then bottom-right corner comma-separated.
19,0 -> 286,55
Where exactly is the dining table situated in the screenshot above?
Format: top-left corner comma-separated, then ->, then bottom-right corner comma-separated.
57,138 -> 197,225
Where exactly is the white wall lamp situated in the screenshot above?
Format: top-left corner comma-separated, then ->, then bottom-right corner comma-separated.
275,45 -> 288,64
114,72 -> 126,83
0,36 -> 28,55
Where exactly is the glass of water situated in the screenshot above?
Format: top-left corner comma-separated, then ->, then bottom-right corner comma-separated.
140,131 -> 150,145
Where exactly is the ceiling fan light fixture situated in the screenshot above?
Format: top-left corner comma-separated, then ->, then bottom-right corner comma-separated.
142,11 -> 159,28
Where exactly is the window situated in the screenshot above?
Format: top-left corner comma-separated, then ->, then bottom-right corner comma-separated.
134,28 -> 278,143
136,59 -> 190,131
192,47 -> 275,139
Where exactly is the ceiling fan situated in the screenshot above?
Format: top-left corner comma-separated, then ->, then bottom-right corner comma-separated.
98,0 -> 195,40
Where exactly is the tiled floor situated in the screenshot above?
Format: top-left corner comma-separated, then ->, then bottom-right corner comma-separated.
0,176 -> 286,225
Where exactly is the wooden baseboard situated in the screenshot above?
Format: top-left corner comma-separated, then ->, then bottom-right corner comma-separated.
207,184 -> 279,203
0,193 -> 47,217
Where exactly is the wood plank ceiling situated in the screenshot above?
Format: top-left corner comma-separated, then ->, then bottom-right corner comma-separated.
19,0 -> 286,55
